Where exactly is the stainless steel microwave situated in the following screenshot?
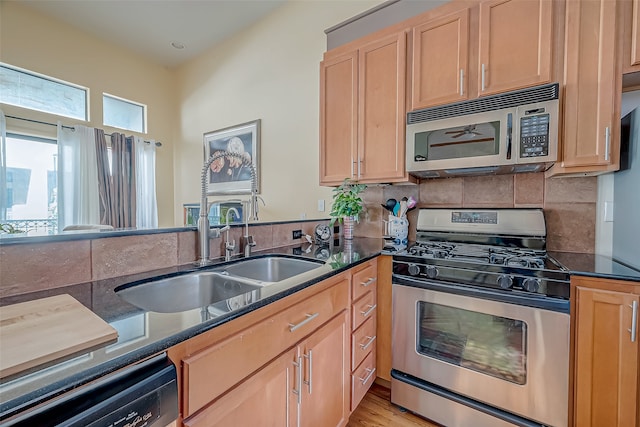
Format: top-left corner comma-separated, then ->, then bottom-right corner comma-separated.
406,83 -> 560,178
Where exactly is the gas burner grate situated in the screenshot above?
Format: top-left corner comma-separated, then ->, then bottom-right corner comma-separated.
409,241 -> 548,269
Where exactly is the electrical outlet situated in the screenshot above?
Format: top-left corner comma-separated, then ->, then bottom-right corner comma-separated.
604,201 -> 614,222
292,229 -> 303,239
318,199 -> 325,212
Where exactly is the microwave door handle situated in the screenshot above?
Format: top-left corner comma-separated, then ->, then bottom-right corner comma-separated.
506,113 -> 513,160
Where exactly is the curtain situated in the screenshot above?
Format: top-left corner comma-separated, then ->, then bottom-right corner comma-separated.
57,124 -> 100,231
95,128 -> 112,226
109,133 -> 136,228
134,136 -> 157,229
0,109 -> 7,221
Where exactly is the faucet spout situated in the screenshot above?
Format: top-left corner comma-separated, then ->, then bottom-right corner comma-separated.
196,151 -> 257,266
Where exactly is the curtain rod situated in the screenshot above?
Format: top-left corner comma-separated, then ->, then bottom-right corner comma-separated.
5,115 -> 163,147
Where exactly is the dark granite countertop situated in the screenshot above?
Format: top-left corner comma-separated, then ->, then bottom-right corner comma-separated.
550,251 -> 640,283
0,237 -> 384,421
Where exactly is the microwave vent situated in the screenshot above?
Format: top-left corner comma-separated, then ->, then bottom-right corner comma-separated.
407,83 -> 559,124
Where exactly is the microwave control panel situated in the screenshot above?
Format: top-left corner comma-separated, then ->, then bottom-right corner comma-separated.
519,114 -> 550,157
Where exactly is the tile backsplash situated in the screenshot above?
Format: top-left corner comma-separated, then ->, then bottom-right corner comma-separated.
0,173 -> 598,298
355,172 -> 597,254
0,220 -> 327,298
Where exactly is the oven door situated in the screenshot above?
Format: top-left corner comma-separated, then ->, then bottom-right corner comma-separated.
392,276 -> 569,427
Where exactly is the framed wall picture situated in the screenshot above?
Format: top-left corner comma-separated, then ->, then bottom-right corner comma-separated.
203,119 -> 260,195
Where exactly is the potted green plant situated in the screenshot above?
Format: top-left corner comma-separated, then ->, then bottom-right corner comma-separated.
329,178 -> 367,239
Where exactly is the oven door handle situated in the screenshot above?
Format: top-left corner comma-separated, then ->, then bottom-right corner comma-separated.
392,274 -> 570,314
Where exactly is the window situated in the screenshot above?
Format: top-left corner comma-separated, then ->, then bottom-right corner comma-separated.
0,64 -> 88,121
4,134 -> 58,235
103,93 -> 146,133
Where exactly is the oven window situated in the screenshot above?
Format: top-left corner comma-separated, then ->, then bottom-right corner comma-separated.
417,301 -> 527,384
415,121 -> 500,161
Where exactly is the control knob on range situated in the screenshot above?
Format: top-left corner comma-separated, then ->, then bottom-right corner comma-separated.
407,264 -> 421,276
497,274 -> 513,289
523,278 -> 541,293
425,265 -> 439,279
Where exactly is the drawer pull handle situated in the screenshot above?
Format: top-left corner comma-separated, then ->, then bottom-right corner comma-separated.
359,367 -> 376,385
361,277 -> 376,287
292,356 -> 302,404
630,301 -> 638,343
303,350 -> 313,394
289,312 -> 319,332
359,335 -> 377,351
360,304 -> 377,318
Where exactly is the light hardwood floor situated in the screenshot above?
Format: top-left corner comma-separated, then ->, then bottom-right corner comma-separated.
347,383 -> 441,427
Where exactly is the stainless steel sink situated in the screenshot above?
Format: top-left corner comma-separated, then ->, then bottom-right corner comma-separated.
116,272 -> 261,313
218,256 -> 324,283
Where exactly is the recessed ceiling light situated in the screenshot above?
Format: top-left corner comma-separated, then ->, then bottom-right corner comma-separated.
170,41 -> 185,50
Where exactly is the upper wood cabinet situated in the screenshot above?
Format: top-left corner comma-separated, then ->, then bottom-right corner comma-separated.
623,0 -> 640,74
320,52 -> 358,185
411,9 -> 470,110
320,32 -> 407,186
549,0 -> 621,175
572,276 -> 639,427
410,0 -> 554,110
478,0 -> 553,96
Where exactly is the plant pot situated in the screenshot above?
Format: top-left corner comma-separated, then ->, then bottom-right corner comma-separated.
343,216 -> 356,240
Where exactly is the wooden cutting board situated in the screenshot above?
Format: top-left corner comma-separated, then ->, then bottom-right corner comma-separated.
0,294 -> 118,379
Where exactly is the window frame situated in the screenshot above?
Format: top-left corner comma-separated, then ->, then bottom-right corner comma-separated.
102,92 -> 147,134
0,62 -> 89,121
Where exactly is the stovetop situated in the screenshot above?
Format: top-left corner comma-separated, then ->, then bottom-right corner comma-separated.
391,208 -> 570,299
406,241 -> 556,269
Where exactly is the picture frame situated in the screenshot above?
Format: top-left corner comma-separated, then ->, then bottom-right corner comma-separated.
203,119 -> 260,195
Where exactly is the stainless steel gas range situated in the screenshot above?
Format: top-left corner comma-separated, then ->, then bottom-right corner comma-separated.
391,208 -> 570,427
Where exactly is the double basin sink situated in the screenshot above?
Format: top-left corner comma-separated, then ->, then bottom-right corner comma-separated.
115,256 -> 326,314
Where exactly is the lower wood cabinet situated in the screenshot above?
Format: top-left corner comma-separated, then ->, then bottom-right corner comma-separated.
349,258 -> 378,410
299,312 -> 350,427
168,257 -> 381,427
572,275 -> 639,427
183,347 -> 298,427
185,312 -> 349,427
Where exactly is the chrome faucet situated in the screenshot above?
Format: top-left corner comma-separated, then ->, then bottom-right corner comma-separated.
224,207 -> 239,261
196,151 -> 259,266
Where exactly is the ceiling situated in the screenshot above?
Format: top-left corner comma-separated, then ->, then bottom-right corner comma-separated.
17,0 -> 287,68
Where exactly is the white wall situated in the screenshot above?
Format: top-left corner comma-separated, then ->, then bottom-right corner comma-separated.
595,90 -> 640,261
174,0 -> 384,223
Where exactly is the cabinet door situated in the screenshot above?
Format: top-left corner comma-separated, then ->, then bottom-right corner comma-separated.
357,32 -> 407,183
561,0 -> 618,169
320,52 -> 358,186
299,311 -> 349,427
574,287 -> 638,427
626,0 -> 640,72
411,9 -> 470,110
184,348 -> 298,427
478,0 -> 552,96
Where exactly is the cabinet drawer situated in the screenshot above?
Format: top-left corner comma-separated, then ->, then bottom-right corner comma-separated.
352,290 -> 376,331
351,349 -> 376,411
352,313 -> 376,371
352,260 -> 377,302
182,275 -> 349,417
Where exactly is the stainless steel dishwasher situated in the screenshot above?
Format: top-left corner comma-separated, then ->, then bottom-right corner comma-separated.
1,354 -> 178,427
